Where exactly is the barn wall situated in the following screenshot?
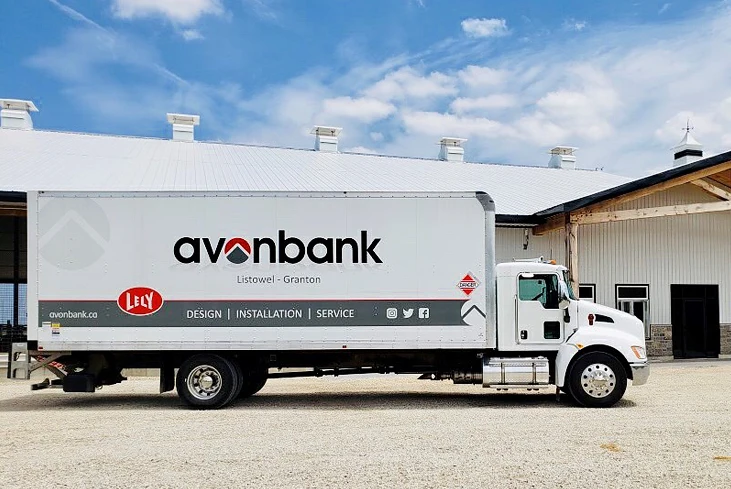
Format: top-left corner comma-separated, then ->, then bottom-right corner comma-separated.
497,183 -> 731,357
579,183 -> 729,324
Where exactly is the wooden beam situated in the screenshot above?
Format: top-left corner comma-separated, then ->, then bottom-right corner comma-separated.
532,213 -> 566,236
533,161 -> 731,235
565,218 -> 579,293
574,200 -> 731,225
578,159 -> 731,214
691,178 -> 731,200
0,205 -> 26,217
709,169 -> 731,188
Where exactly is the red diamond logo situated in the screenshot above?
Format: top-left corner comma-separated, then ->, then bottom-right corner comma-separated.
457,272 -> 480,296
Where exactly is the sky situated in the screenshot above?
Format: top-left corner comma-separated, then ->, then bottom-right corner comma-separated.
1,0 -> 731,177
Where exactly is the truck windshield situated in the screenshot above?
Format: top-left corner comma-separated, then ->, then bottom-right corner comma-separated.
562,270 -> 578,300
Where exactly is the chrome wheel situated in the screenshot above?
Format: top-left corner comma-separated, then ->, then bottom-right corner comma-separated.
580,363 -> 616,398
187,365 -> 223,400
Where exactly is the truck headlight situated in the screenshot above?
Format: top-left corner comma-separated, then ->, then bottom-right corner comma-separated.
631,346 -> 646,359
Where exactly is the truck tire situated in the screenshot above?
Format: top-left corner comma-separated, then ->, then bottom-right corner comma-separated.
238,367 -> 268,399
566,351 -> 627,408
176,354 -> 241,409
227,359 -> 245,404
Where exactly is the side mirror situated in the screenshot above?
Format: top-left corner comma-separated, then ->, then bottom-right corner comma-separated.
559,281 -> 571,309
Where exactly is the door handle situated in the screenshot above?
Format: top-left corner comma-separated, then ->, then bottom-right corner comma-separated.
520,330 -> 528,340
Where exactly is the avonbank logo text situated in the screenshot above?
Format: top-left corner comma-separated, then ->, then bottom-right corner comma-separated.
174,231 -> 382,265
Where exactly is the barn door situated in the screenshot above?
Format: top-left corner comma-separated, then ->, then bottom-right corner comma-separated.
671,284 -> 720,359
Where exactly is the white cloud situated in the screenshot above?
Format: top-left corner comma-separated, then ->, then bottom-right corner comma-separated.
461,18 -> 509,38
48,0 -> 103,28
181,29 -> 204,41
512,113 -> 569,147
654,111 -> 724,145
242,0 -> 279,21
458,65 -> 507,87
322,97 -> 396,123
111,0 -> 223,24
511,64 -> 621,144
231,73 -> 333,148
451,94 -> 518,113
370,132 -> 384,142
563,19 -> 587,31
364,67 -> 457,102
346,146 -> 378,154
29,3 -> 242,138
401,110 -> 510,139
659,3 -> 671,14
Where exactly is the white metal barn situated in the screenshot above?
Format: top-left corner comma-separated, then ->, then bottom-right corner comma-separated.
1,99 -> 729,359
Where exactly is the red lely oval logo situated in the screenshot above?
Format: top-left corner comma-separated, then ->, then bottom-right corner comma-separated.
118,287 -> 164,316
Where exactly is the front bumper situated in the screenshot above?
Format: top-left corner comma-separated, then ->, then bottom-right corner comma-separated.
630,362 -> 649,386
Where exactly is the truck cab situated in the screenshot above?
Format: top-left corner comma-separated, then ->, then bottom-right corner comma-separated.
493,258 -> 649,406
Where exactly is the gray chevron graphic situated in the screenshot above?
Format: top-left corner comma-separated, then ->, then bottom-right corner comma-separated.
461,304 -> 486,320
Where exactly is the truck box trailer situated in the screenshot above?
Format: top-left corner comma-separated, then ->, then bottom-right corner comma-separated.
10,190 -> 649,409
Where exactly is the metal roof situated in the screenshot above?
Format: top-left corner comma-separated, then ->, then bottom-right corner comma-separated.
537,148 -> 731,217
0,128 -> 631,217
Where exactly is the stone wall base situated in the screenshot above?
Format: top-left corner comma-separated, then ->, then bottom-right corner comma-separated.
721,324 -> 731,356
647,324 -> 673,357
646,323 -> 731,357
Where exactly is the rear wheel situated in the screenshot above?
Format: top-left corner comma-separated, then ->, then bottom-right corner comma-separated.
238,365 -> 268,399
567,351 -> 627,408
176,354 -> 241,409
228,359 -> 245,403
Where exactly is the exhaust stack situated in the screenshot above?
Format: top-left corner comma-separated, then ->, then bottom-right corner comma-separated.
0,99 -> 38,130
167,113 -> 200,142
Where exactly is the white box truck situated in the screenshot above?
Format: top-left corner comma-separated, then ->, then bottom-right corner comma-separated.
10,190 -> 649,409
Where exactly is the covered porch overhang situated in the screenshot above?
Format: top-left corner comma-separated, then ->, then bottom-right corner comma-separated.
531,152 -> 731,293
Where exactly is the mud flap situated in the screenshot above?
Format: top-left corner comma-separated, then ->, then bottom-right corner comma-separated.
159,359 -> 175,394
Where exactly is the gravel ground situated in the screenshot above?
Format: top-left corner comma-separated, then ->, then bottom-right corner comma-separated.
1,360 -> 730,489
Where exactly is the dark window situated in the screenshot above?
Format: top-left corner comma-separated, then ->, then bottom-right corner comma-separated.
617,286 -> 649,300
519,274 -> 560,309
544,321 -> 561,339
616,285 -> 650,339
18,283 -> 27,326
0,283 -> 13,324
579,284 -> 596,302
0,216 -> 27,353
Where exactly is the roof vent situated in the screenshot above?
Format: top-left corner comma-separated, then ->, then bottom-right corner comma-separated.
311,125 -> 342,152
672,122 -> 703,167
438,137 -> 467,162
166,113 -> 200,142
548,146 -> 577,170
0,99 -> 38,130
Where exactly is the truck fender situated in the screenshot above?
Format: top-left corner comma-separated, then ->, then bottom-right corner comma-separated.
555,327 -> 644,387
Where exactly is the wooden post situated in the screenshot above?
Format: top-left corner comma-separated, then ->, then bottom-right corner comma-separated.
565,215 -> 579,295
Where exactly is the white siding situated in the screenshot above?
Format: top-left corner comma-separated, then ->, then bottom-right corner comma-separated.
496,226 -> 564,264
496,184 -> 731,324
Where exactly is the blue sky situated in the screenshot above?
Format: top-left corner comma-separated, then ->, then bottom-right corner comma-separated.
1,0 -> 730,176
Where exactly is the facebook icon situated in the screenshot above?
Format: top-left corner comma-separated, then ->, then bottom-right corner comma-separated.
418,307 -> 430,319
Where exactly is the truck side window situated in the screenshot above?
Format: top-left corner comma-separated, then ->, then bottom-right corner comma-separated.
518,274 -> 560,309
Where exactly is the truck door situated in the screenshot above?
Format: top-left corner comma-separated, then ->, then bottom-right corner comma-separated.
516,273 -> 565,345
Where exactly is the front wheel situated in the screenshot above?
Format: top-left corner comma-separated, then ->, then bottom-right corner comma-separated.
566,351 -> 627,408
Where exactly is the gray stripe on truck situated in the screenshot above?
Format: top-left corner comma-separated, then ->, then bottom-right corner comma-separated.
39,300 -> 469,327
